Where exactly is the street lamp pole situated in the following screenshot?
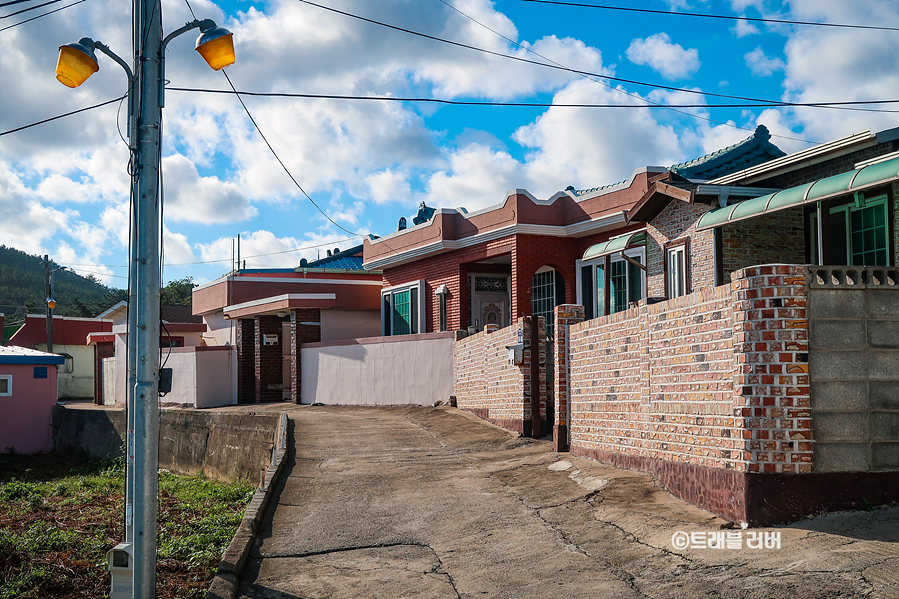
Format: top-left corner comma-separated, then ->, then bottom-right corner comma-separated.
55,6 -> 234,596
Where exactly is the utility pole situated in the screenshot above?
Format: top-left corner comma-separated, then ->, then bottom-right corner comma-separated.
128,0 -> 163,594
44,255 -> 53,353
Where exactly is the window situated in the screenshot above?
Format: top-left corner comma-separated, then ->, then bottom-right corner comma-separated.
0,375 -> 10,396
531,267 -> 565,338
381,280 -> 425,336
576,247 -> 645,317
666,242 -> 689,299
810,195 -> 890,266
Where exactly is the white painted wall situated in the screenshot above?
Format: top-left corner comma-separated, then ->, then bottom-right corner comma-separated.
35,344 -> 95,398
102,358 -> 115,406
201,310 -> 235,346
301,334 -> 454,405
159,348 -> 237,408
320,310 -> 380,342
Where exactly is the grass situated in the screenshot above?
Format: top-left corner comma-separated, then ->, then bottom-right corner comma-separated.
0,452 -> 255,599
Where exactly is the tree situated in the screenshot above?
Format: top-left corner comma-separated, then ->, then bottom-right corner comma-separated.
160,277 -> 197,306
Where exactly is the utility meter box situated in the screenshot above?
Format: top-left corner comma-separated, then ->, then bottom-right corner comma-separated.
506,343 -> 524,366
263,334 -> 279,346
107,542 -> 134,599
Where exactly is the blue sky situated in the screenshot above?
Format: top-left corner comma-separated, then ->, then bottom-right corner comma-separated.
1,0 -> 898,290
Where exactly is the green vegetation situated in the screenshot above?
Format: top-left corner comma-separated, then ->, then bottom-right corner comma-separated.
0,245 -> 126,321
0,453 -> 254,599
160,277 -> 198,306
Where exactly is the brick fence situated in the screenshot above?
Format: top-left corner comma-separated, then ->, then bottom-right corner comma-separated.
453,317 -> 547,436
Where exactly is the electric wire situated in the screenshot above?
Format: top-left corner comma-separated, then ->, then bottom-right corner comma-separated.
0,96 -> 125,137
0,0 -> 87,33
295,0 -> 794,107
436,0 -> 804,140
515,0 -> 899,32
221,69 -> 364,239
0,0 -> 70,19
0,0 -> 46,8
166,88 -> 899,113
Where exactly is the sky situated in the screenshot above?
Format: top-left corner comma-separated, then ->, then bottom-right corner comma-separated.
1,0 -> 898,291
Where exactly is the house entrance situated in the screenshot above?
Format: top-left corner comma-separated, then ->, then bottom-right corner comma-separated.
469,274 -> 511,330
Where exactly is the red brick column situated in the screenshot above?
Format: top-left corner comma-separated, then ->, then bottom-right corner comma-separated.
553,304 -> 585,451
236,319 -> 255,404
289,309 -> 321,405
731,265 -> 812,473
290,311 -> 299,404
255,315 -> 283,403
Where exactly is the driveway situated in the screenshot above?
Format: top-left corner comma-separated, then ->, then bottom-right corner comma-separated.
237,405 -> 899,599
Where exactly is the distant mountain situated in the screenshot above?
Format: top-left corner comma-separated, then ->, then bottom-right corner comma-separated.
0,246 -> 126,323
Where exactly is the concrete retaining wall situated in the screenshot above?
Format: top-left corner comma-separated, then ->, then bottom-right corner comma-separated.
52,405 -> 279,480
301,332 -> 455,405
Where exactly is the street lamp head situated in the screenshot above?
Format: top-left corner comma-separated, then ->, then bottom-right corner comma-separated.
47,298 -> 56,310
55,38 -> 99,88
195,25 -> 235,71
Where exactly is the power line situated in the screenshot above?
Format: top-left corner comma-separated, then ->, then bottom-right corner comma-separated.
0,0 -> 86,32
295,0 -> 792,107
515,0 -> 899,32
0,0 -> 44,8
221,70 -> 364,238
1,0 -> 68,19
0,95 -> 125,137
167,87 -> 899,113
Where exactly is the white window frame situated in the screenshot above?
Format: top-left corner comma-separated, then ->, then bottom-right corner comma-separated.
667,245 -> 688,299
810,195 -> 890,266
576,247 -> 646,316
0,375 -> 11,397
381,280 -> 426,336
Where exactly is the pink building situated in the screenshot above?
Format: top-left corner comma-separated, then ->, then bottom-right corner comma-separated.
0,345 -> 65,454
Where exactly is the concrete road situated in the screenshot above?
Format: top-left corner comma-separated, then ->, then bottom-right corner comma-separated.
237,405 -> 899,599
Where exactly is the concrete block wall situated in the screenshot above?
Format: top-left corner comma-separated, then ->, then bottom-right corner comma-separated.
807,267 -> 899,472
453,316 -> 546,436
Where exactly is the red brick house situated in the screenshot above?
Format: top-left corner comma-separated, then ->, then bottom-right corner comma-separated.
369,125 -> 899,525
192,243 -> 383,404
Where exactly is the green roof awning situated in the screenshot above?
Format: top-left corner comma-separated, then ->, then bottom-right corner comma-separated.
695,155 -> 899,231
583,230 -> 647,261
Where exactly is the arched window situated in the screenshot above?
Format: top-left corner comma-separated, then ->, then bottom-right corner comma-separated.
531,266 -> 565,338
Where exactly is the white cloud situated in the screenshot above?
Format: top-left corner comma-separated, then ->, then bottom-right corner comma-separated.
626,33 -> 700,80
365,169 -> 414,205
744,46 -> 785,76
161,154 -> 256,223
732,19 -> 760,37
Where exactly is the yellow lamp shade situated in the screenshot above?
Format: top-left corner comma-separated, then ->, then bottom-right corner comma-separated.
195,27 -> 235,71
47,298 -> 56,310
56,39 -> 99,88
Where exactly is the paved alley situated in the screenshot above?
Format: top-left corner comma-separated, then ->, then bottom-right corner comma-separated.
237,405 -> 899,599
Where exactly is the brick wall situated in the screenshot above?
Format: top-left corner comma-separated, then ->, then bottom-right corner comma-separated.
722,209 -> 805,281
236,319 -> 255,404
552,304 -> 585,451
289,308 -> 321,404
254,315 -> 283,403
646,200 -> 717,297
453,316 -> 546,436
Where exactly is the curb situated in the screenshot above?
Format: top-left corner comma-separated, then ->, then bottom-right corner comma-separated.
207,411 -> 289,599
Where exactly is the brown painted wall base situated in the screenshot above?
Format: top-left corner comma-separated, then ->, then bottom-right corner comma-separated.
553,425 -> 568,452
462,408 -> 525,436
571,445 -> 899,526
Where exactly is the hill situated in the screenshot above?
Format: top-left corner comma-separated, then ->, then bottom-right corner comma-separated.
0,246 -> 126,324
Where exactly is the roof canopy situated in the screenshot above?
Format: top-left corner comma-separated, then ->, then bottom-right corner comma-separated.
583,230 -> 647,261
696,155 -> 899,231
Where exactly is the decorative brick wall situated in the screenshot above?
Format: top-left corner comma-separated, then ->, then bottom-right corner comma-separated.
288,308 -> 322,404
566,265 -> 813,523
646,200 -> 717,297
552,304 -> 585,452
254,315 -> 283,403
453,316 -> 546,436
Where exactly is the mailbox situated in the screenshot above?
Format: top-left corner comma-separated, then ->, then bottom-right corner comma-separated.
263,334 -> 279,346
107,542 -> 133,599
506,343 -> 524,366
